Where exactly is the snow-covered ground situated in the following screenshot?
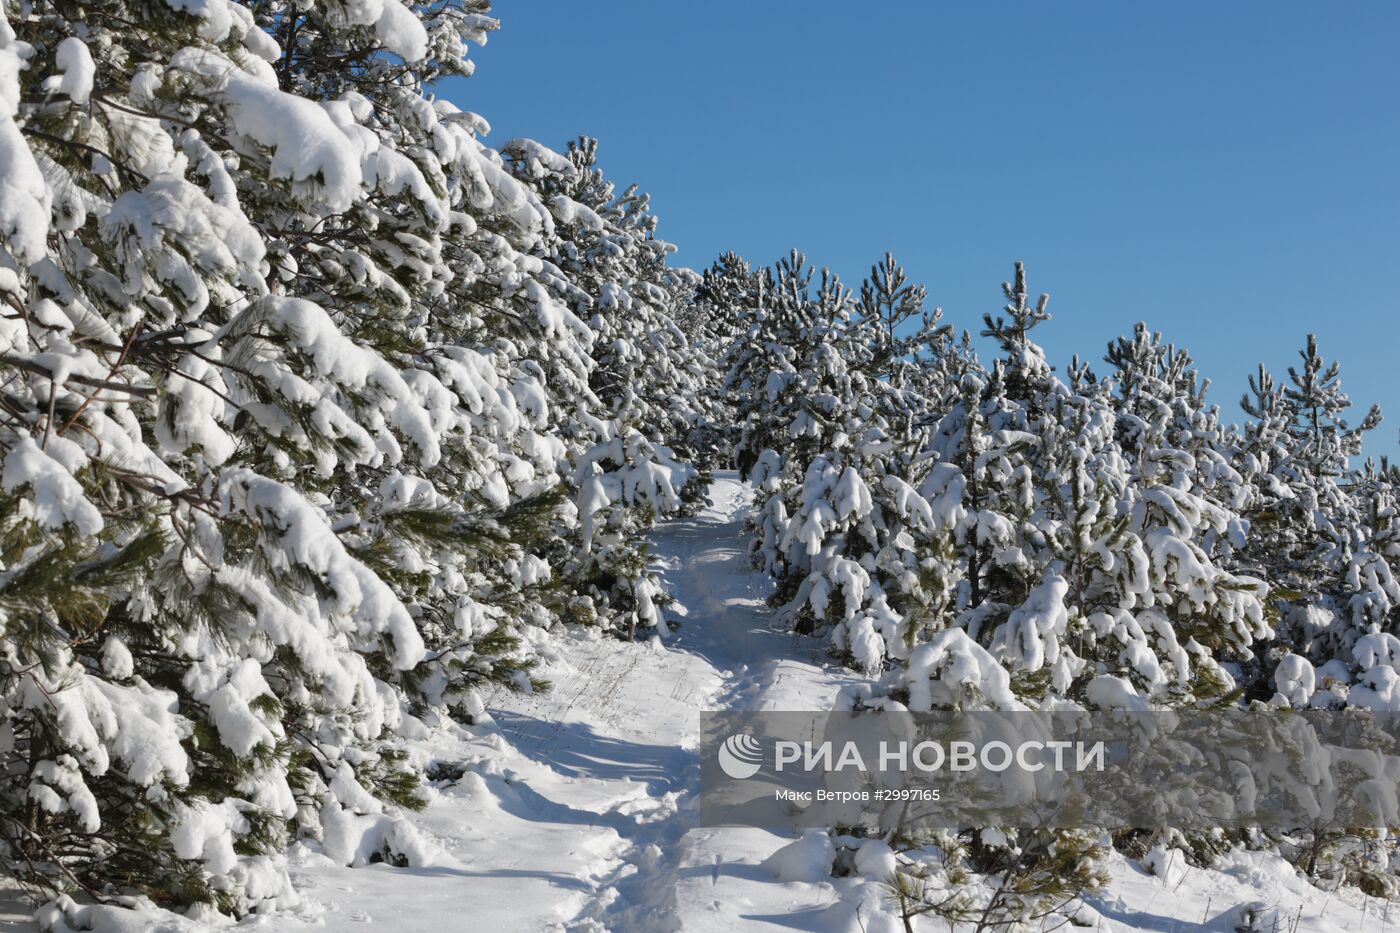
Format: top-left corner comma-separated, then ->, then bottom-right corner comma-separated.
218,471 -> 859,933
4,473 -> 1393,931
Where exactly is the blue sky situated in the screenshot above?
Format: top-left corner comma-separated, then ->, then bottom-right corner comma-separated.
440,2 -> 1399,457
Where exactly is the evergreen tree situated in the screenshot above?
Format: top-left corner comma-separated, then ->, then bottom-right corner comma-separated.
498,135 -> 706,637
689,251 -> 767,462
727,252 -> 964,671
860,268 -> 1268,712
1238,336 -> 1387,704
0,0 -> 706,913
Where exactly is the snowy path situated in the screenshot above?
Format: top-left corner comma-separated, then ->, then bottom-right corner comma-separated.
483,472 -> 863,931
267,472 -> 860,933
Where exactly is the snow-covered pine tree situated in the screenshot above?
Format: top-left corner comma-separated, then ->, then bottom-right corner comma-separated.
860,267 -> 1267,714
1097,323 -> 1266,699
688,251 -> 768,463
739,252 -> 854,584
1284,335 -> 1382,483
1341,454 -> 1400,708
0,0 -> 461,910
503,137 -> 712,464
499,135 -> 706,638
1238,336 -> 1390,707
721,250 -> 805,480
690,251 -> 763,359
894,265 -> 1105,706
839,268 -> 1276,925
0,0 -> 704,916
724,252 -> 964,672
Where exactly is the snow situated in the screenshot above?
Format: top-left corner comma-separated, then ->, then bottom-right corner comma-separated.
155,352 -> 236,464
100,637 -> 134,680
103,174 -> 266,319
170,800 -> 244,876
760,830 -> 836,883
0,90 -> 52,264
259,296 -> 441,465
988,572 -> 1070,673
1,434 -> 103,535
169,48 -> 365,212
1275,653 -> 1318,706
373,1 -> 429,62
218,469 -> 427,671
182,659 -> 282,757
1086,673 -> 1152,712
29,757 -> 98,833
162,0 -> 244,44
91,677 -> 192,788
3,475 -> 1389,932
1140,844 -> 1186,886
45,37 -> 93,104
899,626 -> 1024,711
501,138 -> 576,179
853,838 -> 897,880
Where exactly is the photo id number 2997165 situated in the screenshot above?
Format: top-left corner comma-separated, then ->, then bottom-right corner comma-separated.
873,788 -> 940,802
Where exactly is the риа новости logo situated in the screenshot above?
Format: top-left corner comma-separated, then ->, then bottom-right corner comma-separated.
717,733 -> 764,779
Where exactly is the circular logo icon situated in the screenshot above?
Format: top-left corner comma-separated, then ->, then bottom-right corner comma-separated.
718,733 -> 764,780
